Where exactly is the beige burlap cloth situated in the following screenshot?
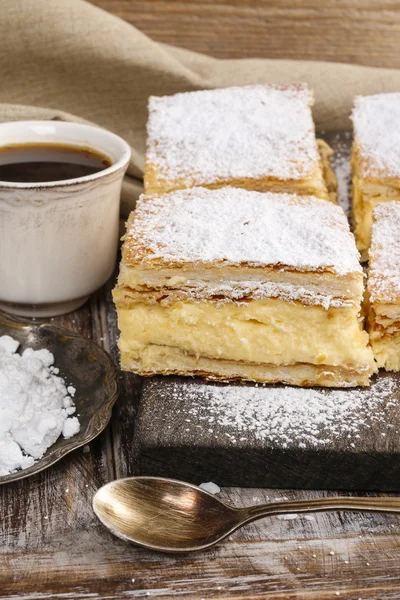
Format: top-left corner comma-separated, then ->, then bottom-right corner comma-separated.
2,0 -> 400,216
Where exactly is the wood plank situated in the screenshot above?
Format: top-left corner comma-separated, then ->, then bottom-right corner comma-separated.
88,0 -> 400,69
2,485 -> 400,598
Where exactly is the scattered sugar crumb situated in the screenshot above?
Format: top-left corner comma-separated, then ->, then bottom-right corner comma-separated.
278,513 -> 298,520
62,417 -> 80,439
199,482 -> 221,495
329,551 -> 335,556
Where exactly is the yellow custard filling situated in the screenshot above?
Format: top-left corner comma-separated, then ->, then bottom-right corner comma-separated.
117,298 -> 374,370
369,333 -> 400,371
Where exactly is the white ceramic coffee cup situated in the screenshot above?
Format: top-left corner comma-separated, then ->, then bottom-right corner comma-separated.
0,120 -> 131,317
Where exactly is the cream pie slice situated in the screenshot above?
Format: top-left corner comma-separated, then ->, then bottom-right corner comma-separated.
367,202 -> 400,371
144,84 -> 336,201
352,92 -> 400,254
113,187 -> 375,387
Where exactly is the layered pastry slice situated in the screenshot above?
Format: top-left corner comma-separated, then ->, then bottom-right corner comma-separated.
114,187 -> 376,387
367,202 -> 400,371
352,92 -> 400,254
145,84 -> 336,201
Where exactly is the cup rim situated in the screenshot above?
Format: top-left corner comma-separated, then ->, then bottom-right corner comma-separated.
0,120 -> 131,189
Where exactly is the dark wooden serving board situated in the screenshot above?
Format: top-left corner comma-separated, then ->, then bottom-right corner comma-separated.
133,375 -> 400,490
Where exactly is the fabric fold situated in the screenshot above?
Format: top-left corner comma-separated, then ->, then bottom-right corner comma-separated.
1,0 -> 400,215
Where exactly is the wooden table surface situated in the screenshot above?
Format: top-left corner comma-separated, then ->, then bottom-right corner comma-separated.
2,2 -> 400,599
2,276 -> 400,600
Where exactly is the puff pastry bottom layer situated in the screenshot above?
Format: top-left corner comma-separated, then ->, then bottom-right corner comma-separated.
117,299 -> 376,387
122,345 -> 373,388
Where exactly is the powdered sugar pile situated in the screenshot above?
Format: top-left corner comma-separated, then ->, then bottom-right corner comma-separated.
0,335 -> 80,476
147,84 -> 319,185
156,377 -> 398,449
126,187 -> 361,276
352,93 -> 400,178
368,201 -> 400,303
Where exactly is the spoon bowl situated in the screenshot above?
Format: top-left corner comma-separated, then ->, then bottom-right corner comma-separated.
93,476 -> 400,553
93,477 -> 240,551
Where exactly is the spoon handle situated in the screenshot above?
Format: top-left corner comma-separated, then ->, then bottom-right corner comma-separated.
240,496 -> 400,524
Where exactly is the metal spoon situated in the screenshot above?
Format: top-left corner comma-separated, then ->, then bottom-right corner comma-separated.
93,476 -> 400,553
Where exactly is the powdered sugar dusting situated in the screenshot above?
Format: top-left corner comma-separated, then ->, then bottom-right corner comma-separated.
125,187 -> 361,276
352,93 -> 400,178
146,84 -> 320,185
157,377 -> 398,449
368,201 -> 400,303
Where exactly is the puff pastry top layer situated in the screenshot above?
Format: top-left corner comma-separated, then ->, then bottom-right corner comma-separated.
368,201 -> 400,305
120,187 -> 363,309
145,83 -> 321,188
352,93 -> 400,180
